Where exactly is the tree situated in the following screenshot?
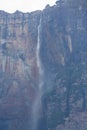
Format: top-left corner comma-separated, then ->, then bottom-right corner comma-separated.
56,0 -> 64,7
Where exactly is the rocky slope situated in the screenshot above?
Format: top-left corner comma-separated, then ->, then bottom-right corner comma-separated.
0,0 -> 87,130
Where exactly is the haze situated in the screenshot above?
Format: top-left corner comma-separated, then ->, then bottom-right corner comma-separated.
0,0 -> 56,13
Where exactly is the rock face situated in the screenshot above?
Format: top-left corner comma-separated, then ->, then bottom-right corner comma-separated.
0,0 -> 87,130
41,1 -> 87,130
0,10 -> 41,130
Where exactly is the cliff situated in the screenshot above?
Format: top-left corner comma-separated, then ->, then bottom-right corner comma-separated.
0,10 -> 41,130
0,0 -> 87,130
41,1 -> 87,130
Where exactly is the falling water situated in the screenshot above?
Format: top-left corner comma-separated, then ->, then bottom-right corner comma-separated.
36,18 -> 43,91
31,18 -> 44,130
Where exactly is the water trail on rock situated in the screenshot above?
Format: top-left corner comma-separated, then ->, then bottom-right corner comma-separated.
31,18 -> 44,130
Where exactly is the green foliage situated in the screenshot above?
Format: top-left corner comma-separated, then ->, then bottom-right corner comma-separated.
67,0 -> 87,11
42,86 -> 65,129
47,110 -> 64,129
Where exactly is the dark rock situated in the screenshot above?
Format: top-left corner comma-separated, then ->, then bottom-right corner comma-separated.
0,0 -> 87,130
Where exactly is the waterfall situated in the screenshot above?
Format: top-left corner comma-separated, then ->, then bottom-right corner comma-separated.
36,18 -> 43,90
31,18 -> 44,130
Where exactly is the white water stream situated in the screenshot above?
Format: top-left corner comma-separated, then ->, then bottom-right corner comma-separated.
31,18 -> 44,130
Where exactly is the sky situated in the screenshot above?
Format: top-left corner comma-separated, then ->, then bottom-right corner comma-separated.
0,0 -> 56,13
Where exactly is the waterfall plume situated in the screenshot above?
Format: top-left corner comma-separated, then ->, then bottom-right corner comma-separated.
31,18 -> 44,130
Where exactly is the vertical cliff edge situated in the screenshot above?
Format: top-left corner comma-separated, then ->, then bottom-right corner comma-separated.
0,0 -> 87,130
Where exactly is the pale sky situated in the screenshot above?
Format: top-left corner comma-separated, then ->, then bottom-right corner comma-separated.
0,0 -> 56,13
